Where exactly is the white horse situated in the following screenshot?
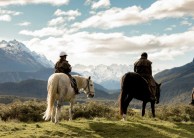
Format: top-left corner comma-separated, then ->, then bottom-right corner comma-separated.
43,73 -> 95,123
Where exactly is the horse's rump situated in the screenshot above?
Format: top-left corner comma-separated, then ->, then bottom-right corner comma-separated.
120,72 -> 161,118
43,73 -> 71,121
120,72 -> 151,116
121,72 -> 149,96
43,73 -> 95,123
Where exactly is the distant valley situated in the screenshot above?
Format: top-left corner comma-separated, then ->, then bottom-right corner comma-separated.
0,40 -> 194,104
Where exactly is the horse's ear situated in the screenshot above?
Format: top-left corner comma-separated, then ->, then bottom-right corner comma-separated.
88,76 -> 91,80
156,82 -> 161,87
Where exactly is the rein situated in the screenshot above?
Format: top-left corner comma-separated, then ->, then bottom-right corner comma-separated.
83,78 -> 90,94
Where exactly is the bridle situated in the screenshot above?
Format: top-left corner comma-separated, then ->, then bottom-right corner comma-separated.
83,78 -> 94,95
83,78 -> 90,93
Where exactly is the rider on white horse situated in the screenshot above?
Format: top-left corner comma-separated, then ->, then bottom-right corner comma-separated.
54,51 -> 79,94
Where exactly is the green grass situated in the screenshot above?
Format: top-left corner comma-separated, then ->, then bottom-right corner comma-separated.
0,117 -> 194,138
1,100 -> 194,137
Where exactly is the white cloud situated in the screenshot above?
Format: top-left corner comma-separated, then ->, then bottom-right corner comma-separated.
73,0 -> 194,30
165,27 -> 173,31
48,17 -> 65,26
0,15 -> 11,21
54,9 -> 81,17
84,0 -> 92,5
0,0 -> 69,7
18,21 -> 31,26
142,0 -> 194,19
0,9 -> 21,15
72,6 -> 146,30
24,28 -> 194,65
0,9 -> 21,22
54,9 -> 81,21
91,0 -> 110,9
181,20 -> 192,26
19,27 -> 66,37
149,49 -> 185,61
164,25 -> 176,31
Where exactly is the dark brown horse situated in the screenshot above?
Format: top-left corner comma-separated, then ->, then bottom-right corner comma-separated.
190,88 -> 194,105
119,72 -> 161,120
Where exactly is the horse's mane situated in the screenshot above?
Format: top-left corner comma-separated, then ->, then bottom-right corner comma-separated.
72,75 -> 90,88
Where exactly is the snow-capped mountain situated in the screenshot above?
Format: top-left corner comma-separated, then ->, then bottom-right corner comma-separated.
0,40 -> 53,72
73,64 -> 133,90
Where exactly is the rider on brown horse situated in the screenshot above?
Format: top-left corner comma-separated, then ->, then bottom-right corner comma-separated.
55,51 -> 79,94
134,52 -> 157,101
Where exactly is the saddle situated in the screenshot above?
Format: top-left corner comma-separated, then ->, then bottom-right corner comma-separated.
66,74 -> 79,94
137,73 -> 157,101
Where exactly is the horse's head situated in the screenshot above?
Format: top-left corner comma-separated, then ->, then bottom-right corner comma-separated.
83,76 -> 95,98
155,83 -> 161,104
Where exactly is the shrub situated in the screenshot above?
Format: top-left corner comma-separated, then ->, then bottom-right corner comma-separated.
154,104 -> 194,122
0,100 -> 46,122
61,101 -> 119,120
1,99 -> 194,123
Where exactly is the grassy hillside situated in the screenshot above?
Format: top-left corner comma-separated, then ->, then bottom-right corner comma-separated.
0,100 -> 194,137
0,118 -> 194,138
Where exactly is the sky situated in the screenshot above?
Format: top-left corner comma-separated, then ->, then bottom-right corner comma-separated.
1,0 -> 194,73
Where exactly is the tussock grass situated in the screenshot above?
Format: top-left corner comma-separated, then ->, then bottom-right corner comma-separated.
0,118 -> 194,138
153,104 -> 194,122
1,100 -> 194,123
0,100 -> 45,122
0,100 -> 194,137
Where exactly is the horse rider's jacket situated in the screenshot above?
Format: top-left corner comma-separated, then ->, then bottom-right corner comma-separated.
55,58 -> 79,94
55,59 -> 71,74
134,57 -> 156,100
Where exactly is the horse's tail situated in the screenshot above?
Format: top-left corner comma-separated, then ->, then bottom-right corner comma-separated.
43,75 -> 58,121
119,74 -> 127,115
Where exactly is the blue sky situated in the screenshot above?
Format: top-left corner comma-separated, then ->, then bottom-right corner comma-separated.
0,0 -> 194,73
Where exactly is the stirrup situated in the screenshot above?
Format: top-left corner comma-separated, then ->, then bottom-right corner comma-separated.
74,88 -> 80,94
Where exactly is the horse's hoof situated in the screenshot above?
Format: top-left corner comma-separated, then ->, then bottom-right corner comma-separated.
121,118 -> 126,121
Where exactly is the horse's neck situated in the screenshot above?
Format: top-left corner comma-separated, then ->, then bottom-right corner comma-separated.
73,75 -> 86,89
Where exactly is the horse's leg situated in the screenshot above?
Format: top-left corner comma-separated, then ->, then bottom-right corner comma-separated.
151,102 -> 155,117
122,96 -> 132,121
51,105 -> 55,123
142,101 -> 147,117
55,100 -> 62,123
69,99 -> 75,121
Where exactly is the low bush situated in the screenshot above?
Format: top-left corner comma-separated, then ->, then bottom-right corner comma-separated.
1,100 -> 194,123
154,104 -> 194,122
0,100 -> 46,122
72,101 -> 119,120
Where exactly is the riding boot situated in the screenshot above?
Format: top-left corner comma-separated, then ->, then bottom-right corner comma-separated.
72,78 -> 79,95
66,74 -> 79,95
74,86 -> 79,95
149,86 -> 157,101
190,100 -> 194,105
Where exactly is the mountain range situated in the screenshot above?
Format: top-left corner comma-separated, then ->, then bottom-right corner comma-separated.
73,64 -> 133,90
0,39 -> 111,100
155,58 -> 194,104
0,39 -> 194,104
0,40 -> 129,91
0,40 -> 53,72
0,79 -> 110,100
